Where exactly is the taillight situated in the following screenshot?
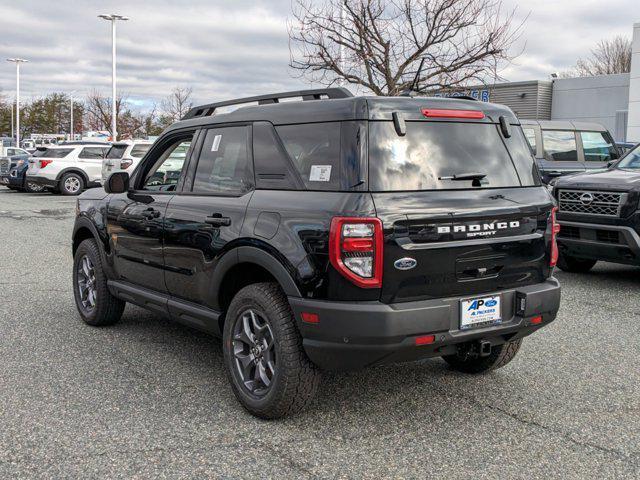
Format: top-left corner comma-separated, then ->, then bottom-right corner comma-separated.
550,207 -> 560,267
329,217 -> 383,288
120,159 -> 133,169
421,108 -> 485,119
39,159 -> 53,169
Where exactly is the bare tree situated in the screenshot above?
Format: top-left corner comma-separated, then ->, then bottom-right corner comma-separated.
84,90 -> 126,136
288,0 -> 524,96
161,87 -> 193,122
572,36 -> 632,77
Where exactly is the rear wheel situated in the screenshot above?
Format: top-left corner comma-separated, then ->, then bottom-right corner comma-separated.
557,253 -> 597,273
60,172 -> 84,195
223,282 -> 320,419
442,339 -> 522,374
24,180 -> 45,193
73,239 -> 125,326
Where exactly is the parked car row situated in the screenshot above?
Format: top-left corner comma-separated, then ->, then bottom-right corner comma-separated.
0,139 -> 153,195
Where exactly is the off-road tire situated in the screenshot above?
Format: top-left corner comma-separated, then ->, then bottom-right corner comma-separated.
442,339 -> 522,374
60,172 -> 85,196
73,239 -> 125,326
557,253 -> 597,273
223,282 -> 321,419
24,180 -> 45,193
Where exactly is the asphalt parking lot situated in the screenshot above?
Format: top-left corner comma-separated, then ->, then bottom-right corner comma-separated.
0,188 -> 638,479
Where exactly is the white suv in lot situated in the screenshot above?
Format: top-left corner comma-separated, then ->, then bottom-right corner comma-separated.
26,143 -> 111,195
101,140 -> 153,184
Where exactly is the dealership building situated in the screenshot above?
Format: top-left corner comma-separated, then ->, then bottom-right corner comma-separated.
435,22 -> 640,143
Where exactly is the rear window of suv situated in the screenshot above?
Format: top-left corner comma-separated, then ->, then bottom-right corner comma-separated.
369,122 -> 540,191
42,148 -> 73,158
130,144 -> 151,158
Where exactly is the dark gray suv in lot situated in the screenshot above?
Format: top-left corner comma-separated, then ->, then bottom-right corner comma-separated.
71,88 -> 561,418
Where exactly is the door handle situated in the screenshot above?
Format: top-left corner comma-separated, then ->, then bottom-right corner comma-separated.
205,214 -> 231,227
546,171 -> 563,177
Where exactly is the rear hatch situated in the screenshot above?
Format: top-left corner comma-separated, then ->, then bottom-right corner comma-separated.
368,117 -> 554,304
27,147 -> 73,176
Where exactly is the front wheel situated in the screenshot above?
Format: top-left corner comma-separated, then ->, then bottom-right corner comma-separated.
60,172 -> 85,195
73,239 -> 125,326
442,339 -> 522,374
24,180 -> 46,193
223,282 -> 320,419
557,253 -> 597,273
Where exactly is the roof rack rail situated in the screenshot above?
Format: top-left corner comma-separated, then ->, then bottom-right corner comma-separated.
182,87 -> 353,120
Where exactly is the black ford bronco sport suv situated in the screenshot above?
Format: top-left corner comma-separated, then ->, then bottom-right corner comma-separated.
72,88 -> 561,418
553,142 -> 640,272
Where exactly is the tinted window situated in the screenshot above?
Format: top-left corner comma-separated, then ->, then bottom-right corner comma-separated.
542,130 -> 577,161
253,122 -> 301,190
523,128 -> 536,152
32,149 -> 47,157
43,148 -> 73,158
616,144 -> 640,169
106,145 -> 127,159
79,147 -> 108,159
369,122 -> 532,191
276,123 -> 341,190
193,127 -> 252,194
143,138 -> 192,191
130,144 -> 151,158
580,131 -> 618,162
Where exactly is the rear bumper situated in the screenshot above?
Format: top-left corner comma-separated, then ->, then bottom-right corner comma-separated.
557,220 -> 640,265
26,175 -> 58,188
289,278 -> 561,371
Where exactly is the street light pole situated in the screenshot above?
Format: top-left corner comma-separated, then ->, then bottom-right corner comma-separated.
69,91 -> 76,140
6,58 -> 28,146
98,14 -> 129,141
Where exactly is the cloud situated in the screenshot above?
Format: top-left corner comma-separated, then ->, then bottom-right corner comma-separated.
0,0 -> 637,110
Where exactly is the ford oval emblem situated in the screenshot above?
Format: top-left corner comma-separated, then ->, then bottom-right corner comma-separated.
394,257 -> 417,270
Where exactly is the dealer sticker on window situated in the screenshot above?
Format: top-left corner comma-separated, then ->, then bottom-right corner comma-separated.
460,295 -> 501,329
309,165 -> 332,182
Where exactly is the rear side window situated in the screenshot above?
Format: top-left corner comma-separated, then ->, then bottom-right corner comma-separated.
106,145 -> 127,159
523,128 -> 537,152
130,144 -> 151,158
369,122 -> 536,191
193,126 -> 253,195
276,123 -> 341,190
79,147 -> 108,159
580,131 -> 618,162
43,148 -> 73,158
542,130 -> 577,161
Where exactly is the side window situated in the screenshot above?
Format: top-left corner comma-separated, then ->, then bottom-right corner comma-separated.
276,122 -> 341,190
142,137 -> 193,191
79,147 -> 107,159
192,126 -> 252,194
542,130 -> 578,162
522,128 -> 537,153
580,131 -> 619,162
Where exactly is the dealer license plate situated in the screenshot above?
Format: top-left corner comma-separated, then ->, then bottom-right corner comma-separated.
460,295 -> 501,329
0,177 -> 8,185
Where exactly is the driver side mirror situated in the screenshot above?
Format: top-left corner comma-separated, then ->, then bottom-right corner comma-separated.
104,171 -> 130,194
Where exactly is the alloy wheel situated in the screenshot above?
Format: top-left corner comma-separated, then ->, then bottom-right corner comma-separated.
64,176 -> 81,194
77,255 -> 97,311
232,309 -> 276,396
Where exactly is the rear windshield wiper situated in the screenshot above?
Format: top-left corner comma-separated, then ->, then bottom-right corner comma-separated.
438,172 -> 486,181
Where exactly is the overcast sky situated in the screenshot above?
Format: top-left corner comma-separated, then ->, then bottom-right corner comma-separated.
0,0 -> 637,109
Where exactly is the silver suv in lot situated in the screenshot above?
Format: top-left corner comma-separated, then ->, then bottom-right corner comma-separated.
26,143 -> 111,195
521,120 -> 621,184
101,140 -> 153,184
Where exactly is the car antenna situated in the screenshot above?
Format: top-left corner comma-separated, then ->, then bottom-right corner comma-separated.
399,57 -> 426,97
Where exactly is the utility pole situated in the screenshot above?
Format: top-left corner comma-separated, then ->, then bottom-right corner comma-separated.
98,14 -> 129,141
6,58 -> 28,146
69,92 -> 75,140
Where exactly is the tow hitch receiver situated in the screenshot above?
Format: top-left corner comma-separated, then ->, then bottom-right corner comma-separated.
479,341 -> 492,357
